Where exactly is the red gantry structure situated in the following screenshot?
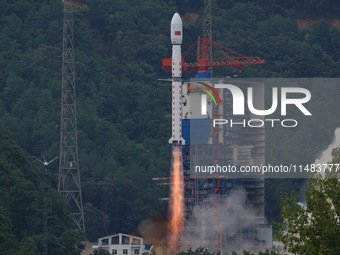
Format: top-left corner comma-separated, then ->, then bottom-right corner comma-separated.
162,37 -> 265,77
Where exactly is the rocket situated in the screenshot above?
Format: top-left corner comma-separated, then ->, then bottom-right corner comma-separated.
169,13 -> 185,145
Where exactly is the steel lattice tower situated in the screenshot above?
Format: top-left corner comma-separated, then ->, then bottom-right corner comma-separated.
203,0 -> 212,42
202,0 -> 212,66
58,1 -> 85,233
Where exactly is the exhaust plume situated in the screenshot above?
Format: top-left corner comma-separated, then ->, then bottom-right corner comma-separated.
167,145 -> 185,254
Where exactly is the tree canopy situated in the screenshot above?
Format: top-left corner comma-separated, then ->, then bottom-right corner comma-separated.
276,148 -> 340,254
0,127 -> 85,254
177,247 -> 279,255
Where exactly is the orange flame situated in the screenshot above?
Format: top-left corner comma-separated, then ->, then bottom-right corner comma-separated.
167,145 -> 184,254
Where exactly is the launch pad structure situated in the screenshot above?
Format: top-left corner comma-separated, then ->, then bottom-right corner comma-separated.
160,11 -> 272,253
180,78 -> 272,251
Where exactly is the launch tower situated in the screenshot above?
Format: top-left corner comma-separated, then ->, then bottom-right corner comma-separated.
162,7 -> 272,252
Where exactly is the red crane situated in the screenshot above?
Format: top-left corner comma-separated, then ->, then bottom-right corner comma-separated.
162,37 -> 265,75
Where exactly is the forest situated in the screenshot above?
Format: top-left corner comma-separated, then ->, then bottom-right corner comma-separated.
0,0 -> 339,254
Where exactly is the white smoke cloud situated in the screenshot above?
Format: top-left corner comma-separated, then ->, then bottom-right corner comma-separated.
312,127 -> 340,179
314,127 -> 340,165
180,187 -> 267,254
298,127 -> 340,206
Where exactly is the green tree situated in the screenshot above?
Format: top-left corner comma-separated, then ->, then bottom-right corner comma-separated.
92,248 -> 111,255
0,127 -> 85,254
177,247 -> 278,255
59,230 -> 86,255
84,203 -> 110,242
276,148 -> 340,254
177,247 -> 214,255
0,206 -> 16,255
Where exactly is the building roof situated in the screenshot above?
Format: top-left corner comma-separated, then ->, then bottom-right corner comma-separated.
98,233 -> 143,240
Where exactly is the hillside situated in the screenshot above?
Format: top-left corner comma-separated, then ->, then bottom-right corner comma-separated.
0,0 -> 339,247
0,127 -> 84,255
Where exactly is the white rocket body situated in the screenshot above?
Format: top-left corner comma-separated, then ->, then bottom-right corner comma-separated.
169,13 -> 185,145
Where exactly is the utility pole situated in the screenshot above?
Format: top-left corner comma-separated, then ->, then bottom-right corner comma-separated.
32,156 -> 59,255
43,164 -> 48,255
58,1 -> 85,233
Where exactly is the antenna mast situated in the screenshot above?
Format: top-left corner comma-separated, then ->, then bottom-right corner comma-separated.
32,155 -> 59,255
58,1 -> 85,233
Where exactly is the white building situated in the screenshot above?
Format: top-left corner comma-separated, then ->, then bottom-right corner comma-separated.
93,233 -> 153,255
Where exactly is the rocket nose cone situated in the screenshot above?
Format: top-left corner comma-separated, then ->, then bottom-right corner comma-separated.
171,13 -> 183,44
171,13 -> 182,26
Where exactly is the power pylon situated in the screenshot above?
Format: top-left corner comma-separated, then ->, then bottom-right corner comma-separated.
58,1 -> 85,233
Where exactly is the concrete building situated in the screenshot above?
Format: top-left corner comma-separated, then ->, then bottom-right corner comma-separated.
93,233 -> 153,255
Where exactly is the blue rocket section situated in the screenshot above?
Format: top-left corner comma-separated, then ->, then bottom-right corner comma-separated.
195,72 -> 212,79
182,119 -> 211,145
182,119 -> 190,144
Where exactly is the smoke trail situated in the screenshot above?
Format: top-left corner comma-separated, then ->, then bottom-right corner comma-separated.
138,215 -> 168,255
167,145 -> 185,254
181,187 -> 263,254
298,127 -> 340,199
314,127 -> 340,165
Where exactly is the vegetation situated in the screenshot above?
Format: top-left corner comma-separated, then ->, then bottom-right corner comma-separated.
0,1 -> 339,253
275,148 -> 340,255
177,247 -> 278,255
92,248 -> 111,255
0,127 -> 85,255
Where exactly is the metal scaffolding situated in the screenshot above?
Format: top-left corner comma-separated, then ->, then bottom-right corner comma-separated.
181,79 -> 270,252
